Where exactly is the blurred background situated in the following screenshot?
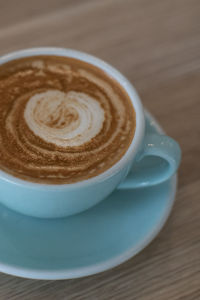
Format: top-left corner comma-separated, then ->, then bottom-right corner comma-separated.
0,0 -> 199,299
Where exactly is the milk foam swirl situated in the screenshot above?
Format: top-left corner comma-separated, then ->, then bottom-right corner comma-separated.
0,56 -> 136,183
24,90 -> 105,147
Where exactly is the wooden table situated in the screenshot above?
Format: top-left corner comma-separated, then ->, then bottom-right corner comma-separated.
0,0 -> 199,299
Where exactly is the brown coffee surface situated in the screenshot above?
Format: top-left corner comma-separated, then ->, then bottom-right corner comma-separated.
0,55 -> 136,184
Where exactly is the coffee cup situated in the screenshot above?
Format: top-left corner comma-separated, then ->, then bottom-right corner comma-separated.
0,48 -> 181,218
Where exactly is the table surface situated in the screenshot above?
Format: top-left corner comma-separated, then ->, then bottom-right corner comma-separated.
0,0 -> 199,299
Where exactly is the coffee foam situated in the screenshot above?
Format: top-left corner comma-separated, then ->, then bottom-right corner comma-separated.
24,90 -> 105,147
0,56 -> 136,183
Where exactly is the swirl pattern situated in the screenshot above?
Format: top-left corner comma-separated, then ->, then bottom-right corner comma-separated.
0,56 -> 136,183
24,90 -> 105,147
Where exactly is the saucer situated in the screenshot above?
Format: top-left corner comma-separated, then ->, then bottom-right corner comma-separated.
0,112 -> 177,280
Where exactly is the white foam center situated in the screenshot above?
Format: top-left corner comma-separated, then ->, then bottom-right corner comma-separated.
24,90 -> 105,147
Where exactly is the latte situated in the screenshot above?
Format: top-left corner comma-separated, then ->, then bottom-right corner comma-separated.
0,55 -> 136,183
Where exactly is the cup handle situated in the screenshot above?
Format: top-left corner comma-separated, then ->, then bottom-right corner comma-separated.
118,134 -> 181,189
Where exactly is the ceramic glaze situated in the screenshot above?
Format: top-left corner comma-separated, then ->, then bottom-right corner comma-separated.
0,48 -> 181,218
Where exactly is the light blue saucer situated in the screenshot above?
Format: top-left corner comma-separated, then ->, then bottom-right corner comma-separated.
0,112 -> 177,280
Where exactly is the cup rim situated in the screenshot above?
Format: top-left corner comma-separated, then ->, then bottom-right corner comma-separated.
0,47 -> 145,190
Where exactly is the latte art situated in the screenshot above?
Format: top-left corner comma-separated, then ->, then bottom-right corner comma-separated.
24,90 -> 105,147
0,55 -> 136,183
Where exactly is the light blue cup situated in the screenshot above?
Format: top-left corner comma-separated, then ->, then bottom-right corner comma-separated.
0,48 -> 181,218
